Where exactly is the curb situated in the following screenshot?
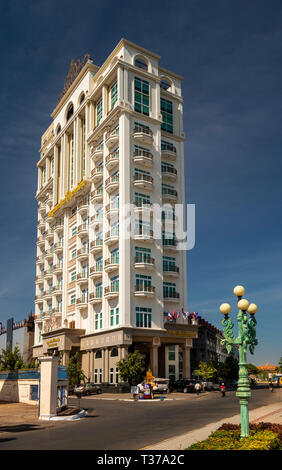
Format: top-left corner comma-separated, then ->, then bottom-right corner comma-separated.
50,409 -> 87,421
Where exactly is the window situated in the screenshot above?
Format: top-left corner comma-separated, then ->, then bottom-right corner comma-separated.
71,249 -> 77,259
70,132 -> 74,188
110,347 -> 118,357
94,368 -> 98,383
80,93 -> 85,105
71,226 -> 77,237
110,275 -> 119,292
110,308 -> 119,326
134,77 -> 150,116
135,246 -> 151,263
168,364 -> 175,382
168,345 -> 175,361
136,307 -> 152,328
163,282 -> 177,298
95,350 -> 102,359
96,98 -> 103,125
70,270 -> 76,282
110,81 -> 118,109
163,256 -> 176,272
135,192 -> 150,207
110,247 -> 119,264
136,274 -> 151,291
161,98 -> 173,133
66,104 -> 73,121
160,79 -> 172,91
70,293 -> 76,305
95,313 -> 102,330
110,367 -> 114,384
96,256 -> 103,272
82,119 -> 86,178
134,57 -> 148,71
95,281 -> 103,298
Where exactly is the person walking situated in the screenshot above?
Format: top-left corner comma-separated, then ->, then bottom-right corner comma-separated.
220,382 -> 226,397
195,382 -> 201,396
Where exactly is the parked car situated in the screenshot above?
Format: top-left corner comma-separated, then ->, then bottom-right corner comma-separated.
169,379 -> 200,393
137,378 -> 169,394
74,382 -> 102,396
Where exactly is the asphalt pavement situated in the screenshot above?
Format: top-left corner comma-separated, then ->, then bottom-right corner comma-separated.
0,387 -> 281,450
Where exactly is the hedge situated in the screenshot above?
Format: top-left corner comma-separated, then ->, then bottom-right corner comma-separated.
187,423 -> 282,450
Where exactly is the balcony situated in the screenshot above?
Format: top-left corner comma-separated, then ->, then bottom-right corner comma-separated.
44,290 -> 53,300
52,285 -> 62,296
105,128 -> 119,149
133,149 -> 153,167
134,285 -> 155,298
89,290 -> 103,304
77,247 -> 89,261
35,294 -> 44,303
161,165 -> 177,182
133,201 -> 152,215
45,249 -> 54,261
163,291 -> 180,303
54,242 -> 63,254
161,144 -> 177,161
91,145 -> 104,162
105,151 -> 119,171
162,188 -> 178,203
44,269 -> 53,280
91,167 -> 104,184
89,266 -> 103,279
104,285 -> 119,299
105,175 -> 119,193
52,308 -> 62,319
78,204 -> 89,216
35,275 -> 44,285
90,239 -> 103,253
37,220 -> 45,231
105,230 -> 119,245
77,224 -> 89,238
37,237 -> 45,248
53,264 -> 63,274
46,230 -> 54,241
77,273 -> 89,285
133,173 -> 153,191
162,238 -> 177,251
104,257 -> 119,273
105,203 -> 119,218
134,229 -> 154,243
91,188 -> 103,203
133,125 -> 153,145
134,256 -> 155,270
76,298 -> 88,310
163,265 -> 179,277
55,223 -> 64,234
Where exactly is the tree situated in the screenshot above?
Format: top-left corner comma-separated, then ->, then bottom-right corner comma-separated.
0,346 -> 25,370
277,357 -> 282,373
116,351 -> 145,386
67,352 -> 87,386
193,361 -> 217,381
246,363 -> 259,375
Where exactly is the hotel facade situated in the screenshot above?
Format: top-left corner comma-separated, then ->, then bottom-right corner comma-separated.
33,39 -> 198,384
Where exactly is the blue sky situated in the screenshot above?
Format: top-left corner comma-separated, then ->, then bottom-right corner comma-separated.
0,0 -> 281,366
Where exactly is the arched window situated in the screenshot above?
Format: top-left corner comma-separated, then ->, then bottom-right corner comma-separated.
110,347 -> 118,357
56,124 -> 61,135
134,56 -> 148,71
95,350 -> 102,359
160,78 -> 172,91
79,93 -> 85,105
66,103 -> 74,122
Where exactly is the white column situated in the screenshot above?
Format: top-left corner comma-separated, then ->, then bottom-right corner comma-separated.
39,356 -> 58,420
53,145 -> 59,206
117,66 -> 124,102
119,113 -> 131,326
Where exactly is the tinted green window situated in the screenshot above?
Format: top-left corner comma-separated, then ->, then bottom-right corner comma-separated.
134,77 -> 150,116
161,98 -> 173,133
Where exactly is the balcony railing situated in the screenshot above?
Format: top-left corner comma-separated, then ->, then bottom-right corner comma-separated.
134,256 -> 155,265
134,285 -> 155,294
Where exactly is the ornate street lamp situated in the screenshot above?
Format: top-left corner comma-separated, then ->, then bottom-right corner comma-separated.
219,285 -> 258,438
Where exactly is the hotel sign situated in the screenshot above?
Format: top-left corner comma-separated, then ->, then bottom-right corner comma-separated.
48,179 -> 86,217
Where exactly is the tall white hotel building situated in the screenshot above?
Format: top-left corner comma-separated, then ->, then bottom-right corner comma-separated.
33,39 -> 198,383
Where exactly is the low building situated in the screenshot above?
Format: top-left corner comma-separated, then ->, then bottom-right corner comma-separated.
190,315 -> 238,372
0,314 -> 35,364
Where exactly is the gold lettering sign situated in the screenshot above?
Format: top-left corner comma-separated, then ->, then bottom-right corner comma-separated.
48,179 -> 86,217
46,338 -> 60,346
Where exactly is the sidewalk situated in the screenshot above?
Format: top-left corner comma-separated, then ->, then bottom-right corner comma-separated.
141,401 -> 282,450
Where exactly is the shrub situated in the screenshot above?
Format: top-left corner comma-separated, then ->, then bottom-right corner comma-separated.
187,425 -> 281,450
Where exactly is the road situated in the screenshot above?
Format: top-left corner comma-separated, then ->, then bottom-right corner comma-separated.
0,388 -> 279,450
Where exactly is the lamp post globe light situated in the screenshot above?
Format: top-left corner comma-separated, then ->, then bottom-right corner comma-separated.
219,285 -> 258,438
